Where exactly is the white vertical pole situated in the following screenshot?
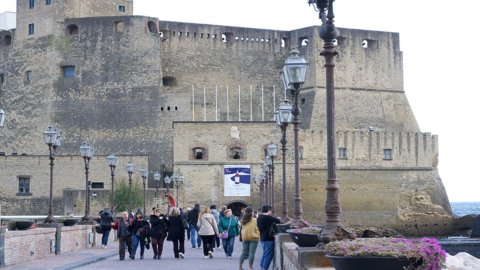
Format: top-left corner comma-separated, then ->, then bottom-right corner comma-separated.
203,86 -> 206,121
215,85 -> 218,121
250,85 -> 253,121
238,85 -> 241,121
284,84 -> 287,100
192,85 -> 195,121
227,85 -> 230,121
261,85 -> 264,121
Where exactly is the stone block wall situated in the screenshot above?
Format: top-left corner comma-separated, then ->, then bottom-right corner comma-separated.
3,227 -> 56,266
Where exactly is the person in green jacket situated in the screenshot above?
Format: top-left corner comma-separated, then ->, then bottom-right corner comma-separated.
218,208 -> 240,258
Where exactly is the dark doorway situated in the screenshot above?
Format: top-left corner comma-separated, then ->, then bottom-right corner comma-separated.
226,201 -> 248,218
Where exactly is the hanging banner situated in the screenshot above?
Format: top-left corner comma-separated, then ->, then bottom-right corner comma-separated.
224,165 -> 250,196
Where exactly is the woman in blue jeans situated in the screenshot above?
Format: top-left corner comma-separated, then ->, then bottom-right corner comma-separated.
218,209 -> 240,258
131,210 -> 150,259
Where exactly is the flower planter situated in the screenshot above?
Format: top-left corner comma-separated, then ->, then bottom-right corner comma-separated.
326,255 -> 418,270
287,227 -> 322,247
15,220 -> 34,230
63,218 -> 78,226
276,223 -> 291,233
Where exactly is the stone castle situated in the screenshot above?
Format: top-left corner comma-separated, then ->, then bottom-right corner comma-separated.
0,0 -> 452,235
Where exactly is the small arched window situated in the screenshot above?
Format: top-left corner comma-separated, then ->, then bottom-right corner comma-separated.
147,21 -> 158,34
4,35 -> 12,45
66,24 -> 79,35
229,147 -> 244,160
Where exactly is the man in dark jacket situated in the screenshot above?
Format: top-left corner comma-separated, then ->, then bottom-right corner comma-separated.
113,211 -> 133,260
257,205 -> 281,270
187,203 -> 201,248
99,208 -> 113,248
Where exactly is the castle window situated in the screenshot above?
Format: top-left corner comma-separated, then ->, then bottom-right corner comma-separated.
222,32 -> 233,43
281,37 -> 288,48
162,76 -> 177,86
115,21 -> 124,33
17,176 -> 31,196
383,149 -> 393,160
66,24 -> 78,35
229,147 -> 244,160
362,39 -> 378,49
300,37 -> 309,46
29,0 -> 35,9
338,148 -> 348,159
25,70 -> 32,83
45,0 -> 51,5
4,35 -> 11,45
62,66 -> 75,77
159,32 -> 164,37
28,23 -> 35,35
118,5 -> 126,12
91,182 -> 104,189
147,21 -> 158,34
193,147 -> 207,160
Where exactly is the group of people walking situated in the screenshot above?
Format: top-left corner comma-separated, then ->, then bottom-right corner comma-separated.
100,203 -> 280,270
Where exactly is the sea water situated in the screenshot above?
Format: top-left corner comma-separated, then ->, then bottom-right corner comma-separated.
450,202 -> 480,217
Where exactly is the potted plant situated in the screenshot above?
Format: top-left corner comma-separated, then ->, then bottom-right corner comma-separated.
286,226 -> 323,247
324,237 -> 446,270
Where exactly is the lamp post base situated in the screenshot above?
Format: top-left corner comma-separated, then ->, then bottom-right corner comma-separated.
44,215 -> 55,224
319,224 -> 357,245
290,218 -> 310,229
79,216 -> 96,225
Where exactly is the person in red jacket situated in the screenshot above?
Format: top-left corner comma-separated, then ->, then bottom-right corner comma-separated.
112,211 -> 133,260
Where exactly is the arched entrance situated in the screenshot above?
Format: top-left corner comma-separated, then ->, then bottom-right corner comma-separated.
226,201 -> 249,218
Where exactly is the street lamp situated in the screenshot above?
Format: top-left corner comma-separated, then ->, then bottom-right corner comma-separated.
276,100 -> 293,221
309,0 -> 349,243
126,161 -> 134,211
172,175 -> 184,208
267,143 -> 277,214
254,174 -> 265,208
0,109 -> 5,128
106,154 -> 118,214
80,142 -> 94,222
282,49 -> 308,228
164,175 -> 171,213
262,161 -> 270,206
43,126 -> 61,223
154,171 -> 161,208
140,168 -> 148,214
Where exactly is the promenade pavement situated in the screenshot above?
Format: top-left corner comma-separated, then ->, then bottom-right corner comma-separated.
3,236 -> 335,270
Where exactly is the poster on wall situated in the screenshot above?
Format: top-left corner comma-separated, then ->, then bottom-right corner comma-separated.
224,165 -> 250,196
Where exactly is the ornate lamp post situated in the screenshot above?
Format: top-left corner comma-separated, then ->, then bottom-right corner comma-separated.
43,127 -> 61,223
0,109 -> 5,128
172,175 -> 184,208
154,171 -> 161,208
267,143 -> 277,214
80,142 -> 94,222
140,168 -> 148,214
275,101 -> 293,220
126,161 -> 135,211
164,175 -> 171,213
282,49 -> 308,228
254,174 -> 265,208
308,0 -> 351,243
106,154 -> 118,214
262,161 -> 270,206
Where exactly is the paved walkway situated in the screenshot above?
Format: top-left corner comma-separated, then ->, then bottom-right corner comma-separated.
3,237 -> 335,270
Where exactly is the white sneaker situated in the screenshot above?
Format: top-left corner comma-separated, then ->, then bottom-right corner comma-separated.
208,251 -> 213,258
179,252 -> 184,259
204,256 -> 209,259
228,256 -> 232,259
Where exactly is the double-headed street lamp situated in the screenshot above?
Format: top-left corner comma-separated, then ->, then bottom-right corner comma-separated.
80,142 -> 94,222
275,101 -> 293,221
267,143 -> 277,214
126,161 -> 135,211
106,154 -> 118,214
140,168 -> 148,215
43,126 -> 61,223
282,49 -> 308,228
0,109 -> 5,128
171,174 -> 184,208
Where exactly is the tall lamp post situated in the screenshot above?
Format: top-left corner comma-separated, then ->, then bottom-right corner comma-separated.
262,161 -> 270,206
254,174 -> 265,208
267,143 -> 277,214
106,154 -> 118,214
275,101 -> 293,221
80,142 -> 94,222
0,109 -> 5,128
126,161 -> 135,211
164,175 -> 171,214
140,168 -> 148,214
154,171 -> 161,208
43,127 -> 61,223
172,175 -> 184,208
282,49 -> 308,228
309,0 -> 350,243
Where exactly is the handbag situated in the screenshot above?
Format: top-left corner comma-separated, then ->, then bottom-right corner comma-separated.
220,218 -> 232,239
182,218 -> 189,230
95,225 -> 103,234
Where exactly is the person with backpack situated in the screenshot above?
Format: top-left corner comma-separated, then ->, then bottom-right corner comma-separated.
257,205 -> 281,270
150,207 -> 168,259
99,208 -> 114,248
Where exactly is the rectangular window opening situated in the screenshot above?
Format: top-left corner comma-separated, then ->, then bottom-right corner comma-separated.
91,182 -> 104,189
63,66 -> 75,77
18,176 -> 31,195
28,23 -> 35,35
383,149 -> 393,160
29,0 -> 35,9
338,148 -> 348,159
118,5 -> 125,12
46,0 -> 52,5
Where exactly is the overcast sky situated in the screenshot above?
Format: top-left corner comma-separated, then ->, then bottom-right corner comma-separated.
2,0 -> 479,202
